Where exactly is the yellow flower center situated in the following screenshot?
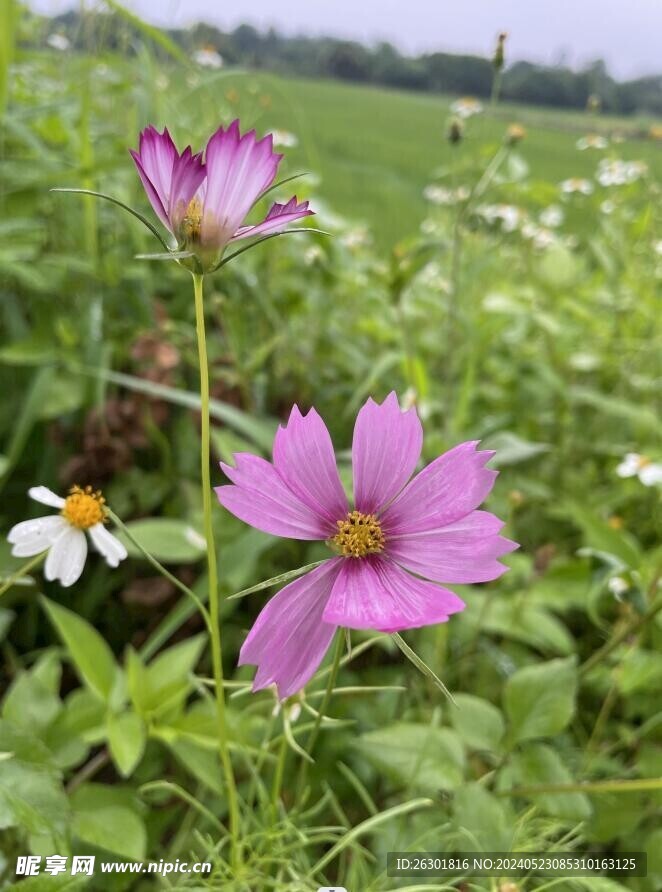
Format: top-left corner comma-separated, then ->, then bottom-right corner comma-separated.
61,485 -> 106,530
332,510 -> 385,558
181,196 -> 203,242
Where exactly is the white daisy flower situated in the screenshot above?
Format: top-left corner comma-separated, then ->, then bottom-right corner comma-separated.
271,129 -> 299,148
616,453 -> 662,487
450,96 -> 483,119
597,159 -> 648,187
576,134 -> 608,151
539,205 -> 564,228
47,33 -> 71,52
560,178 -> 594,195
8,485 -> 127,587
192,47 -> 223,69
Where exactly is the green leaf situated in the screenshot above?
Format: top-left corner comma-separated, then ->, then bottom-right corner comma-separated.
506,743 -> 592,819
504,656 -> 577,743
2,651 -> 62,732
563,501 -> 642,568
354,723 -> 465,792
138,634 -> 207,715
116,518 -> 206,564
107,711 -> 146,778
71,783 -> 146,861
453,783 -> 514,851
450,694 -> 505,752
0,720 -> 69,836
41,598 -> 118,702
482,431 -> 551,467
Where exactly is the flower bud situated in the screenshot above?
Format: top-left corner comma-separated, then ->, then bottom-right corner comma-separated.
493,31 -> 507,71
506,123 -> 526,145
447,117 -> 464,145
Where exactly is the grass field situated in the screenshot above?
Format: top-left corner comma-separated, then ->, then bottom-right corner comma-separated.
190,72 -> 662,246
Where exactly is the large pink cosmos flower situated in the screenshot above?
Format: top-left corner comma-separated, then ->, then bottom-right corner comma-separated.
216,393 -> 517,699
130,120 -> 312,262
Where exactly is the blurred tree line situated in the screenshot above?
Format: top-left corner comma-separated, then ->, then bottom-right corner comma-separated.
32,8 -> 662,115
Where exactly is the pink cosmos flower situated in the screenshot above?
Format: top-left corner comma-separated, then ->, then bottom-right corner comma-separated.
130,120 -> 312,261
216,393 -> 517,699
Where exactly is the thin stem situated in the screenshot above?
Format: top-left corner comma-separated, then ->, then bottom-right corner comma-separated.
580,584 -> 662,677
0,553 -> 46,599
107,508 -> 211,630
192,271 -> 240,870
296,631 -> 344,795
271,735 -> 288,817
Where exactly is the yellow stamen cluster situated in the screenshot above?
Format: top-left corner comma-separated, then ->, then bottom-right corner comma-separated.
181,196 -> 203,242
332,510 -> 385,558
61,485 -> 106,530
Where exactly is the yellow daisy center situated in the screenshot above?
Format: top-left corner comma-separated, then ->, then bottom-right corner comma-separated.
61,485 -> 106,530
332,510 -> 385,558
181,196 -> 203,241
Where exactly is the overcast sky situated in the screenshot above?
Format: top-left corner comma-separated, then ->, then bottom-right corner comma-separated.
33,0 -> 662,79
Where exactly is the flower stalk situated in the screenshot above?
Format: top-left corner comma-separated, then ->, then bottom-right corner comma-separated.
192,271 -> 240,867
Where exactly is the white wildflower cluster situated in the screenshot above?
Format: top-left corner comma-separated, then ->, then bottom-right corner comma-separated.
576,134 -> 608,151
597,159 -> 647,187
47,33 -> 71,52
423,184 -> 469,205
539,205 -> 564,228
271,130 -> 299,148
477,203 -> 526,232
616,453 -> 662,487
560,178 -> 594,195
192,47 -> 223,69
450,97 -> 483,119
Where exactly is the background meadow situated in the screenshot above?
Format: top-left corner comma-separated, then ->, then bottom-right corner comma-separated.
0,2 -> 661,890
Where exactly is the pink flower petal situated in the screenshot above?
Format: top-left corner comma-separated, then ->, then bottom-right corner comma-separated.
130,126 -> 178,229
202,121 -> 282,247
215,453 -> 335,540
273,406 -> 348,524
382,441 -> 497,534
130,150 -> 170,230
167,146 -> 206,231
230,197 -> 313,242
239,559 -> 342,699
352,392 -> 423,515
387,510 -> 518,583
323,555 -> 465,632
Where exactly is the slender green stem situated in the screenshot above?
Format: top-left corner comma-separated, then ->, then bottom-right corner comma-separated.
0,553 -> 46,598
580,585 -> 662,677
192,271 -> 240,870
296,631 -> 344,795
107,508 -> 211,630
271,735 -> 288,816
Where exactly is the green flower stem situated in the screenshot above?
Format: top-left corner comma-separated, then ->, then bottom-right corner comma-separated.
0,552 -> 46,599
296,630 -> 344,796
580,585 -> 662,677
107,508 -> 211,630
192,271 -> 240,869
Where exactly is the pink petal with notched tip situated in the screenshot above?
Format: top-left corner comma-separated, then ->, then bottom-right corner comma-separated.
322,554 -> 465,632
387,510 -> 518,584
239,559 -> 342,700
215,453 -> 335,540
201,120 -> 282,247
272,405 -> 348,524
351,392 -> 423,515
231,197 -> 313,242
381,441 -> 497,535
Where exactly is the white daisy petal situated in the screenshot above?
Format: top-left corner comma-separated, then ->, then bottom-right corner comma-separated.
8,515 -> 68,557
88,523 -> 128,568
45,527 -> 88,587
616,453 -> 640,478
28,486 -> 66,509
639,463 -> 662,487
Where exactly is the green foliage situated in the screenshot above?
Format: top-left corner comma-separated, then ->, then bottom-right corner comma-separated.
504,657 -> 578,744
